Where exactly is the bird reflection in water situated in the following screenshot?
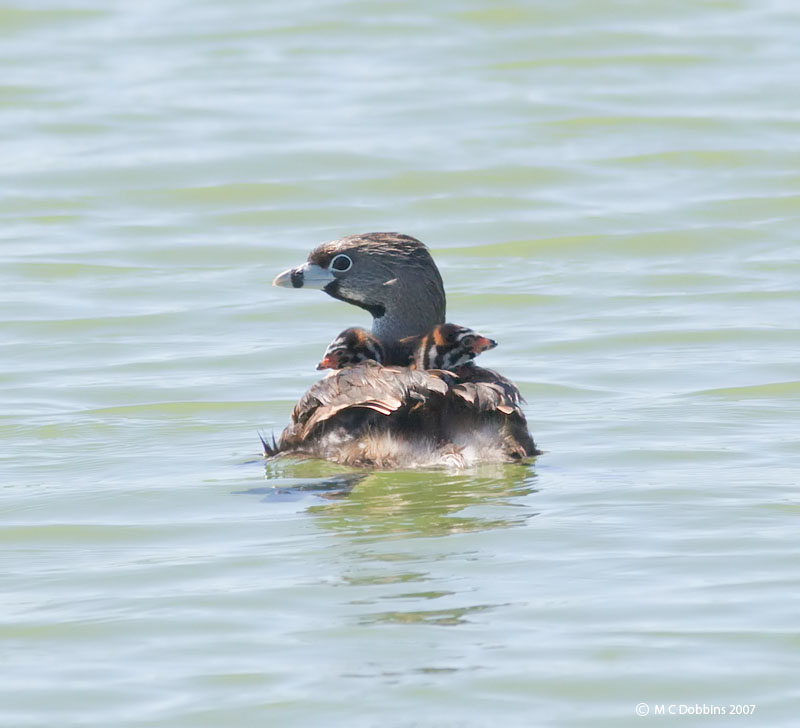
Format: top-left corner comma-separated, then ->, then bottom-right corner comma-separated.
244,456 -> 538,537
239,458 -> 539,631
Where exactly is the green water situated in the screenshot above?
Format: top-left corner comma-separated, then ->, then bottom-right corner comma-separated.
3,1 -> 799,725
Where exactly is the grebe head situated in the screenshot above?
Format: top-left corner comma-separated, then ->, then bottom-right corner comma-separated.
274,233 -> 446,344
414,323 -> 497,371
316,327 -> 386,370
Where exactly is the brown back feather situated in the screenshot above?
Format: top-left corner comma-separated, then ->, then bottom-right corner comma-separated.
273,361 -> 538,463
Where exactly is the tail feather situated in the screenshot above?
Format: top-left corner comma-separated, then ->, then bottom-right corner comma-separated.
258,430 -> 280,458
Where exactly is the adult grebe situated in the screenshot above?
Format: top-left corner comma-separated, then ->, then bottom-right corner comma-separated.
266,233 -> 538,468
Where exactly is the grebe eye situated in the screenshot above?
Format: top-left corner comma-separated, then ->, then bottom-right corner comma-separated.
462,335 -> 475,347
330,254 -> 352,272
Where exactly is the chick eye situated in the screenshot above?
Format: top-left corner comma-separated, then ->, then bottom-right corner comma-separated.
330,254 -> 352,272
462,335 -> 475,347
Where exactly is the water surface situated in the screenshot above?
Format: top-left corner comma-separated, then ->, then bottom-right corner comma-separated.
2,1 -> 799,725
